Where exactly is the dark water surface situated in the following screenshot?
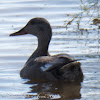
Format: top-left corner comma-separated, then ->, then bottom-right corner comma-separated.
0,0 -> 100,100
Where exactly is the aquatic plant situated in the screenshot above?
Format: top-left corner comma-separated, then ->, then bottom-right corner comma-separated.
65,0 -> 100,31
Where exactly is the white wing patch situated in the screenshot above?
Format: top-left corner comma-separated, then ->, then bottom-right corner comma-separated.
41,63 -> 52,71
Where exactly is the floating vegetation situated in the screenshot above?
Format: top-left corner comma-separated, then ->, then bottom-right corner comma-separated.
93,18 -> 100,25
65,0 -> 100,31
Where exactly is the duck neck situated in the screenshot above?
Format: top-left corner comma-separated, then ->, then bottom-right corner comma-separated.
38,37 -> 50,52
36,37 -> 50,56
26,35 -> 51,62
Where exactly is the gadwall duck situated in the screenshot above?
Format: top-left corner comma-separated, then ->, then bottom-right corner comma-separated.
10,17 -> 83,82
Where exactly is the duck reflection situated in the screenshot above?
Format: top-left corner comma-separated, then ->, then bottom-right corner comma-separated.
25,80 -> 82,100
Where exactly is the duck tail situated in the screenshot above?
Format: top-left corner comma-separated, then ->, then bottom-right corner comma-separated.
59,62 -> 83,82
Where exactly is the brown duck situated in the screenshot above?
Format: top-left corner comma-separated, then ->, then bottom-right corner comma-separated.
10,17 -> 83,82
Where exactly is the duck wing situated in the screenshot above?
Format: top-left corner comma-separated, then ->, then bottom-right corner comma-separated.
34,54 -> 83,81
34,53 -> 77,72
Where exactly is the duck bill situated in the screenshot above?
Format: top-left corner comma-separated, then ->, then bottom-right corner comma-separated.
9,28 -> 27,36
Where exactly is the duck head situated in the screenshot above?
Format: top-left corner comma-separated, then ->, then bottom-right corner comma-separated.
10,18 -> 52,40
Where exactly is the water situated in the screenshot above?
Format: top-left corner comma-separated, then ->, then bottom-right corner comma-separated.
0,0 -> 100,100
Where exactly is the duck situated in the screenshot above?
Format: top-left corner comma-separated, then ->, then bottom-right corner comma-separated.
10,17 -> 83,82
